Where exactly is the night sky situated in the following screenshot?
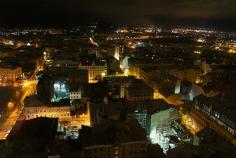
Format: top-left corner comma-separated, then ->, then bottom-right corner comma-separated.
1,0 -> 236,29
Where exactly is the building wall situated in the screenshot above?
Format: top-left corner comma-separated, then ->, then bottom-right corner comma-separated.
125,95 -> 153,101
191,102 -> 236,146
121,141 -> 148,158
23,106 -> 71,120
70,91 -> 82,100
169,68 -> 201,83
120,84 -> 125,98
37,78 -> 53,102
83,145 -> 112,158
128,63 -> 201,85
125,87 -> 153,101
34,55 -> 44,70
128,64 -> 141,79
69,69 -> 88,86
82,141 -> 148,158
0,67 -> 22,82
128,111 -> 150,136
79,65 -> 107,83
150,108 -> 180,139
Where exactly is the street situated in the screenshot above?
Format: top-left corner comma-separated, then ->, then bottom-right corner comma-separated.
0,79 -> 37,140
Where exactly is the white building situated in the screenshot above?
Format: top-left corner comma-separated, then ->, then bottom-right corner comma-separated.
70,91 -> 82,100
23,95 -> 71,120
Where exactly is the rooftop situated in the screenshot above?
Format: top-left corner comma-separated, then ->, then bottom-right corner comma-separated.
79,119 -> 147,147
167,127 -> 236,158
7,117 -> 58,141
127,99 -> 173,114
194,95 -> 236,128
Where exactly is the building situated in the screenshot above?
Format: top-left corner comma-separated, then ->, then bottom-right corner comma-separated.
128,60 -> 201,86
50,60 -> 79,68
23,95 -> 91,136
103,76 -> 136,99
169,68 -> 201,84
192,95 -> 236,146
114,45 -> 120,61
79,60 -> 107,83
127,100 -> 179,137
23,95 -> 71,121
125,79 -> 154,101
6,117 -> 58,157
37,68 -> 88,103
79,119 -> 148,158
0,66 -> 22,84
82,145 -> 113,158
88,97 -> 181,153
70,91 -> 82,100
167,128 -> 236,158
88,100 -> 126,126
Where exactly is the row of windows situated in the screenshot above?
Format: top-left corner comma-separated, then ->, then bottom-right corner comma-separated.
0,70 -> 21,74
127,96 -> 153,101
70,96 -> 80,99
35,109 -> 68,113
27,113 -> 71,119
194,103 -> 236,134
70,92 -> 80,95
25,108 -> 69,113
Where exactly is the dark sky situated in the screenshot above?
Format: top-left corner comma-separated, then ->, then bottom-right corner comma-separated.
1,0 -> 236,30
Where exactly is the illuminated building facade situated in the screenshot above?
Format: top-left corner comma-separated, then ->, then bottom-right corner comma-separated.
23,95 -> 90,127
127,100 -> 180,138
149,107 -> 181,153
128,63 -> 141,79
23,105 -> 71,120
79,62 -> 107,83
169,68 -> 201,84
0,66 -> 22,83
129,60 -> 201,86
70,91 -> 81,100
114,46 -> 120,61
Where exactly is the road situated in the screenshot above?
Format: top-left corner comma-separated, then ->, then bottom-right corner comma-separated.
0,105 -> 23,139
0,79 -> 37,140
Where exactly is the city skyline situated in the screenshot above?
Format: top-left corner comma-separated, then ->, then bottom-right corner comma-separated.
0,1 -> 236,157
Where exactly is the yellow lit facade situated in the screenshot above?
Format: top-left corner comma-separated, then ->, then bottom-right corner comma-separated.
0,67 -> 22,83
23,106 -> 90,127
129,63 -> 201,84
181,114 -> 204,134
179,108 -> 205,134
79,65 -> 107,83
23,106 -> 71,120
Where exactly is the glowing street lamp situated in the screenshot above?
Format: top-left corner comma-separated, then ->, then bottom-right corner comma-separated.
7,102 -> 14,110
